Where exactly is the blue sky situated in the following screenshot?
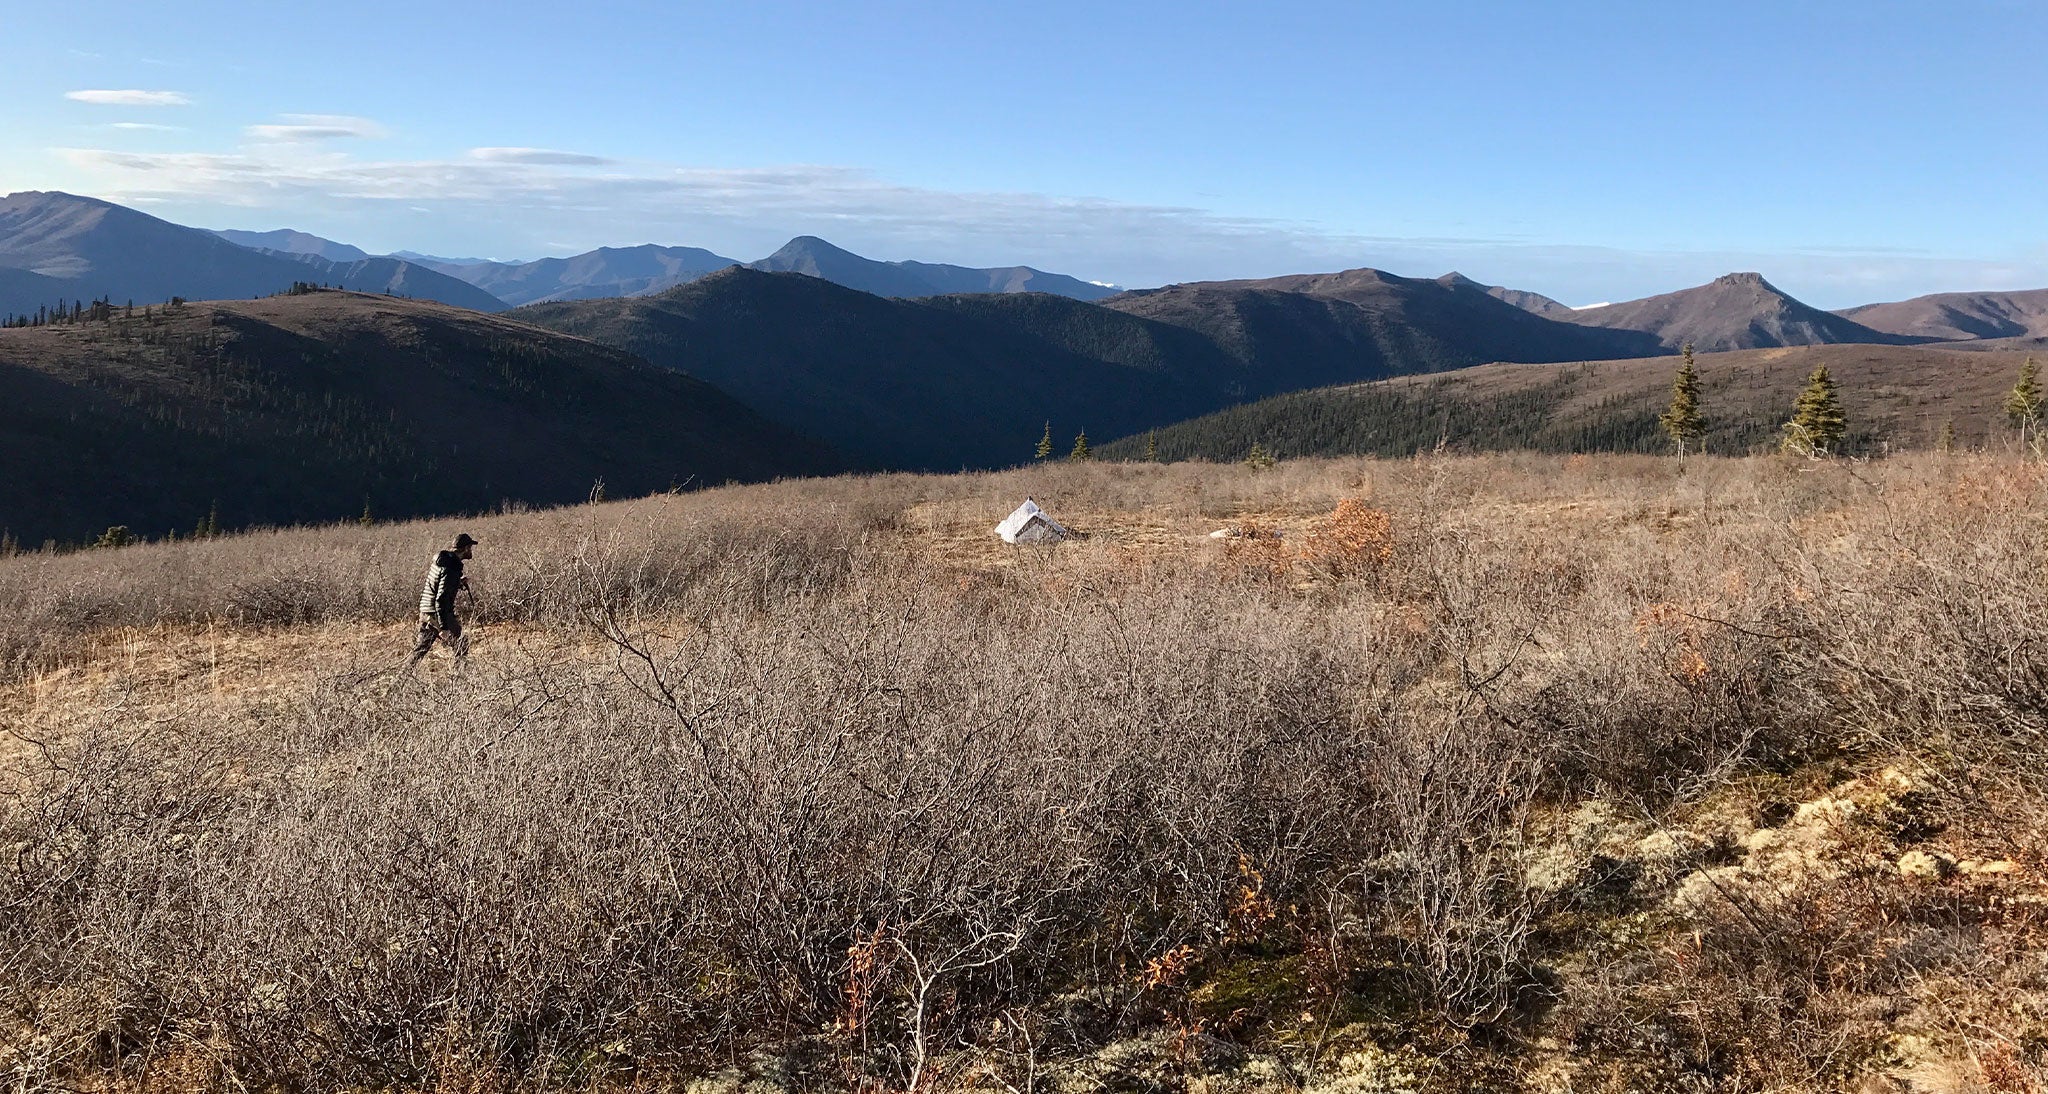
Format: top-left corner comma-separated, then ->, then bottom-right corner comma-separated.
6,0 -> 2044,307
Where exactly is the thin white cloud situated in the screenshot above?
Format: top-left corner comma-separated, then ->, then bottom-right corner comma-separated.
245,114 -> 388,142
108,122 -> 186,132
470,147 -> 614,166
66,89 -> 190,107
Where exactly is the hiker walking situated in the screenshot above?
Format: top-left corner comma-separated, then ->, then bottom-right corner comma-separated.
408,532 -> 476,667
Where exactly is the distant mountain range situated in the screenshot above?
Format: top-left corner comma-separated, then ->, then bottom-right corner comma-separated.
427,234 -> 1121,307
1100,269 -> 1659,388
0,192 -> 506,316
14,191 -> 2046,358
7,189 -> 2048,523
1839,288 -> 2048,342
210,227 -> 371,263
1,193 -> 1129,315
0,290 -> 835,544
417,245 -> 743,306
1438,272 -> 1580,318
1467,270 -> 2048,356
747,236 -> 1119,301
390,249 -> 498,266
1555,272 -> 1919,352
199,219 -> 1120,307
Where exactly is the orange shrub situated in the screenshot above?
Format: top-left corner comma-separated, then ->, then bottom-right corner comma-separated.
1297,498 -> 1394,579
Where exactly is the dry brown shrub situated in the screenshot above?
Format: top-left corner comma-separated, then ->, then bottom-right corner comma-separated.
3,453 -> 2046,1091
1296,498 -> 1394,580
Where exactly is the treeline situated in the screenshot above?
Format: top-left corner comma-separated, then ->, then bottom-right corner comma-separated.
1,284 -> 371,329
0,502 -> 235,560
1,296 -> 173,329
1097,368 -> 1646,462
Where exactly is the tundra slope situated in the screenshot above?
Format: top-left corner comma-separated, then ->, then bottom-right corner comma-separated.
1,456 -> 2041,1094
1103,341 -> 2035,461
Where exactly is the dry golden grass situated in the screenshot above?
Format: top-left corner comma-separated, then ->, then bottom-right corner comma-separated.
3,453 -> 2046,1093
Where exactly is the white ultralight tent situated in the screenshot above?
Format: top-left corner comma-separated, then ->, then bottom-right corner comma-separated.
995,498 -> 1071,544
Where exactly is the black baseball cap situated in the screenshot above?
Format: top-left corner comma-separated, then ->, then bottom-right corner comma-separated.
453,533 -> 479,548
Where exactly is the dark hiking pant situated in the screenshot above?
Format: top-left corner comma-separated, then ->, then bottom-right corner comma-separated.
409,609 -> 466,665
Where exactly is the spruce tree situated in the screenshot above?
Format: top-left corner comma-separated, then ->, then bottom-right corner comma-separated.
1937,418 -> 1957,455
1067,430 -> 1091,461
1144,430 -> 1159,462
1781,365 -> 1846,456
1243,442 -> 1276,471
1034,421 -> 1053,461
1658,343 -> 1706,459
2005,356 -> 2042,455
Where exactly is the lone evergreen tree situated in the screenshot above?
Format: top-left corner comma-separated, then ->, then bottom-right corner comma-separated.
1781,365 -> 1846,457
1144,430 -> 1159,462
1243,442 -> 1276,471
1067,430 -> 1091,461
1658,343 -> 1706,460
1937,418 -> 1957,455
2005,356 -> 2042,456
1034,421 -> 1053,461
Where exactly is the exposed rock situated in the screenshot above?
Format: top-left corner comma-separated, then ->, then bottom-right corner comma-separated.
1958,858 -> 2020,876
1898,850 -> 1957,881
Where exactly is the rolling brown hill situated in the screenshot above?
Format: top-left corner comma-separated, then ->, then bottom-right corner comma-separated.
1099,267 -> 1661,386
517,267 -> 1248,470
1839,287 -> 2048,342
1103,342 -> 2036,461
0,290 -> 835,545
521,266 -> 1682,471
1558,272 -> 1917,352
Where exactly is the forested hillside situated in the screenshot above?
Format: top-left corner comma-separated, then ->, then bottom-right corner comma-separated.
0,290 -> 835,545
